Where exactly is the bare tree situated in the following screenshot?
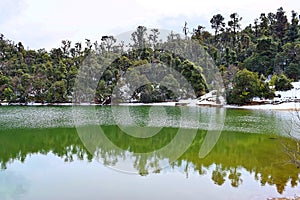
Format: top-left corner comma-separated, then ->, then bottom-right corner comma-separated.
183,21 -> 189,39
282,107 -> 300,168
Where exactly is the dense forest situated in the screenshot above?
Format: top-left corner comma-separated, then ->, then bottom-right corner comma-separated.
0,7 -> 299,105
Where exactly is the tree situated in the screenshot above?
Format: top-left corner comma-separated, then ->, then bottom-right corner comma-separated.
259,13 -> 270,36
254,18 -> 259,38
271,74 -> 293,91
228,13 -> 242,47
273,7 -> 288,45
61,40 -> 71,57
100,35 -> 116,52
244,37 -> 277,75
286,63 -> 300,81
275,42 -> 300,76
0,71 -> 10,86
226,69 -> 273,105
210,14 -> 225,42
267,12 -> 276,36
221,65 -> 239,89
183,21 -> 189,39
3,87 -> 14,102
0,8 -> 299,105
148,29 -> 160,49
287,10 -> 299,42
131,26 -> 148,49
48,80 -> 67,103
191,25 -> 206,44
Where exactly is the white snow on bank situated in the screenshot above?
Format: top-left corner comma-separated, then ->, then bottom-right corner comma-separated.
1,82 -> 300,111
1,101 -> 300,111
274,82 -> 300,102
229,81 -> 300,111
226,102 -> 300,110
119,102 -> 177,106
118,101 -> 300,111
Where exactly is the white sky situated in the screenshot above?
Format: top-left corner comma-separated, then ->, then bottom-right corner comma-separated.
0,0 -> 299,50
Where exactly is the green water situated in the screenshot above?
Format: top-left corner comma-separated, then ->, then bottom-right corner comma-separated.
0,106 -> 299,200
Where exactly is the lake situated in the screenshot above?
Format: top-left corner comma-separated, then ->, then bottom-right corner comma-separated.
0,106 -> 299,200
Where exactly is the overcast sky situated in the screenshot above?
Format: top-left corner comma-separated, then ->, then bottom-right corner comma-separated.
0,0 -> 299,50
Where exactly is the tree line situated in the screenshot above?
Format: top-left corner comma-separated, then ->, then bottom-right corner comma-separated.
194,7 -> 298,104
0,7 -> 299,105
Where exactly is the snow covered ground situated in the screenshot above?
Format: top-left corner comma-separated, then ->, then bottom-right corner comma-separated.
274,82 -> 300,102
1,101 -> 300,111
1,82 -> 300,111
120,101 -> 300,110
119,102 -> 177,106
226,102 -> 300,110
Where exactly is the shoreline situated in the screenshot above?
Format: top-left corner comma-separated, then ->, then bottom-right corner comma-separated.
225,103 -> 300,111
1,101 -> 300,111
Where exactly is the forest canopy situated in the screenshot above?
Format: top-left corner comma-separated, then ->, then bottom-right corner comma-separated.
0,7 -> 299,105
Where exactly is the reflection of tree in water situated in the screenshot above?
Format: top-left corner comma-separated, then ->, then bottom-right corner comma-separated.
211,164 -> 226,185
129,106 -> 151,127
228,167 -> 243,187
0,128 -> 92,170
180,131 -> 300,194
134,154 -> 152,176
281,110 -> 300,169
1,127 -> 300,194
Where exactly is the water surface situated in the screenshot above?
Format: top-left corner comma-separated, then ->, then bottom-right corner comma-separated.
0,106 -> 299,199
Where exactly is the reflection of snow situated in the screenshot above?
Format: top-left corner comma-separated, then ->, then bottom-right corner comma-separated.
0,172 -> 28,200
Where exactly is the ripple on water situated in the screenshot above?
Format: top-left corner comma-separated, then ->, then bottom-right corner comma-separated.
0,106 -> 294,137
